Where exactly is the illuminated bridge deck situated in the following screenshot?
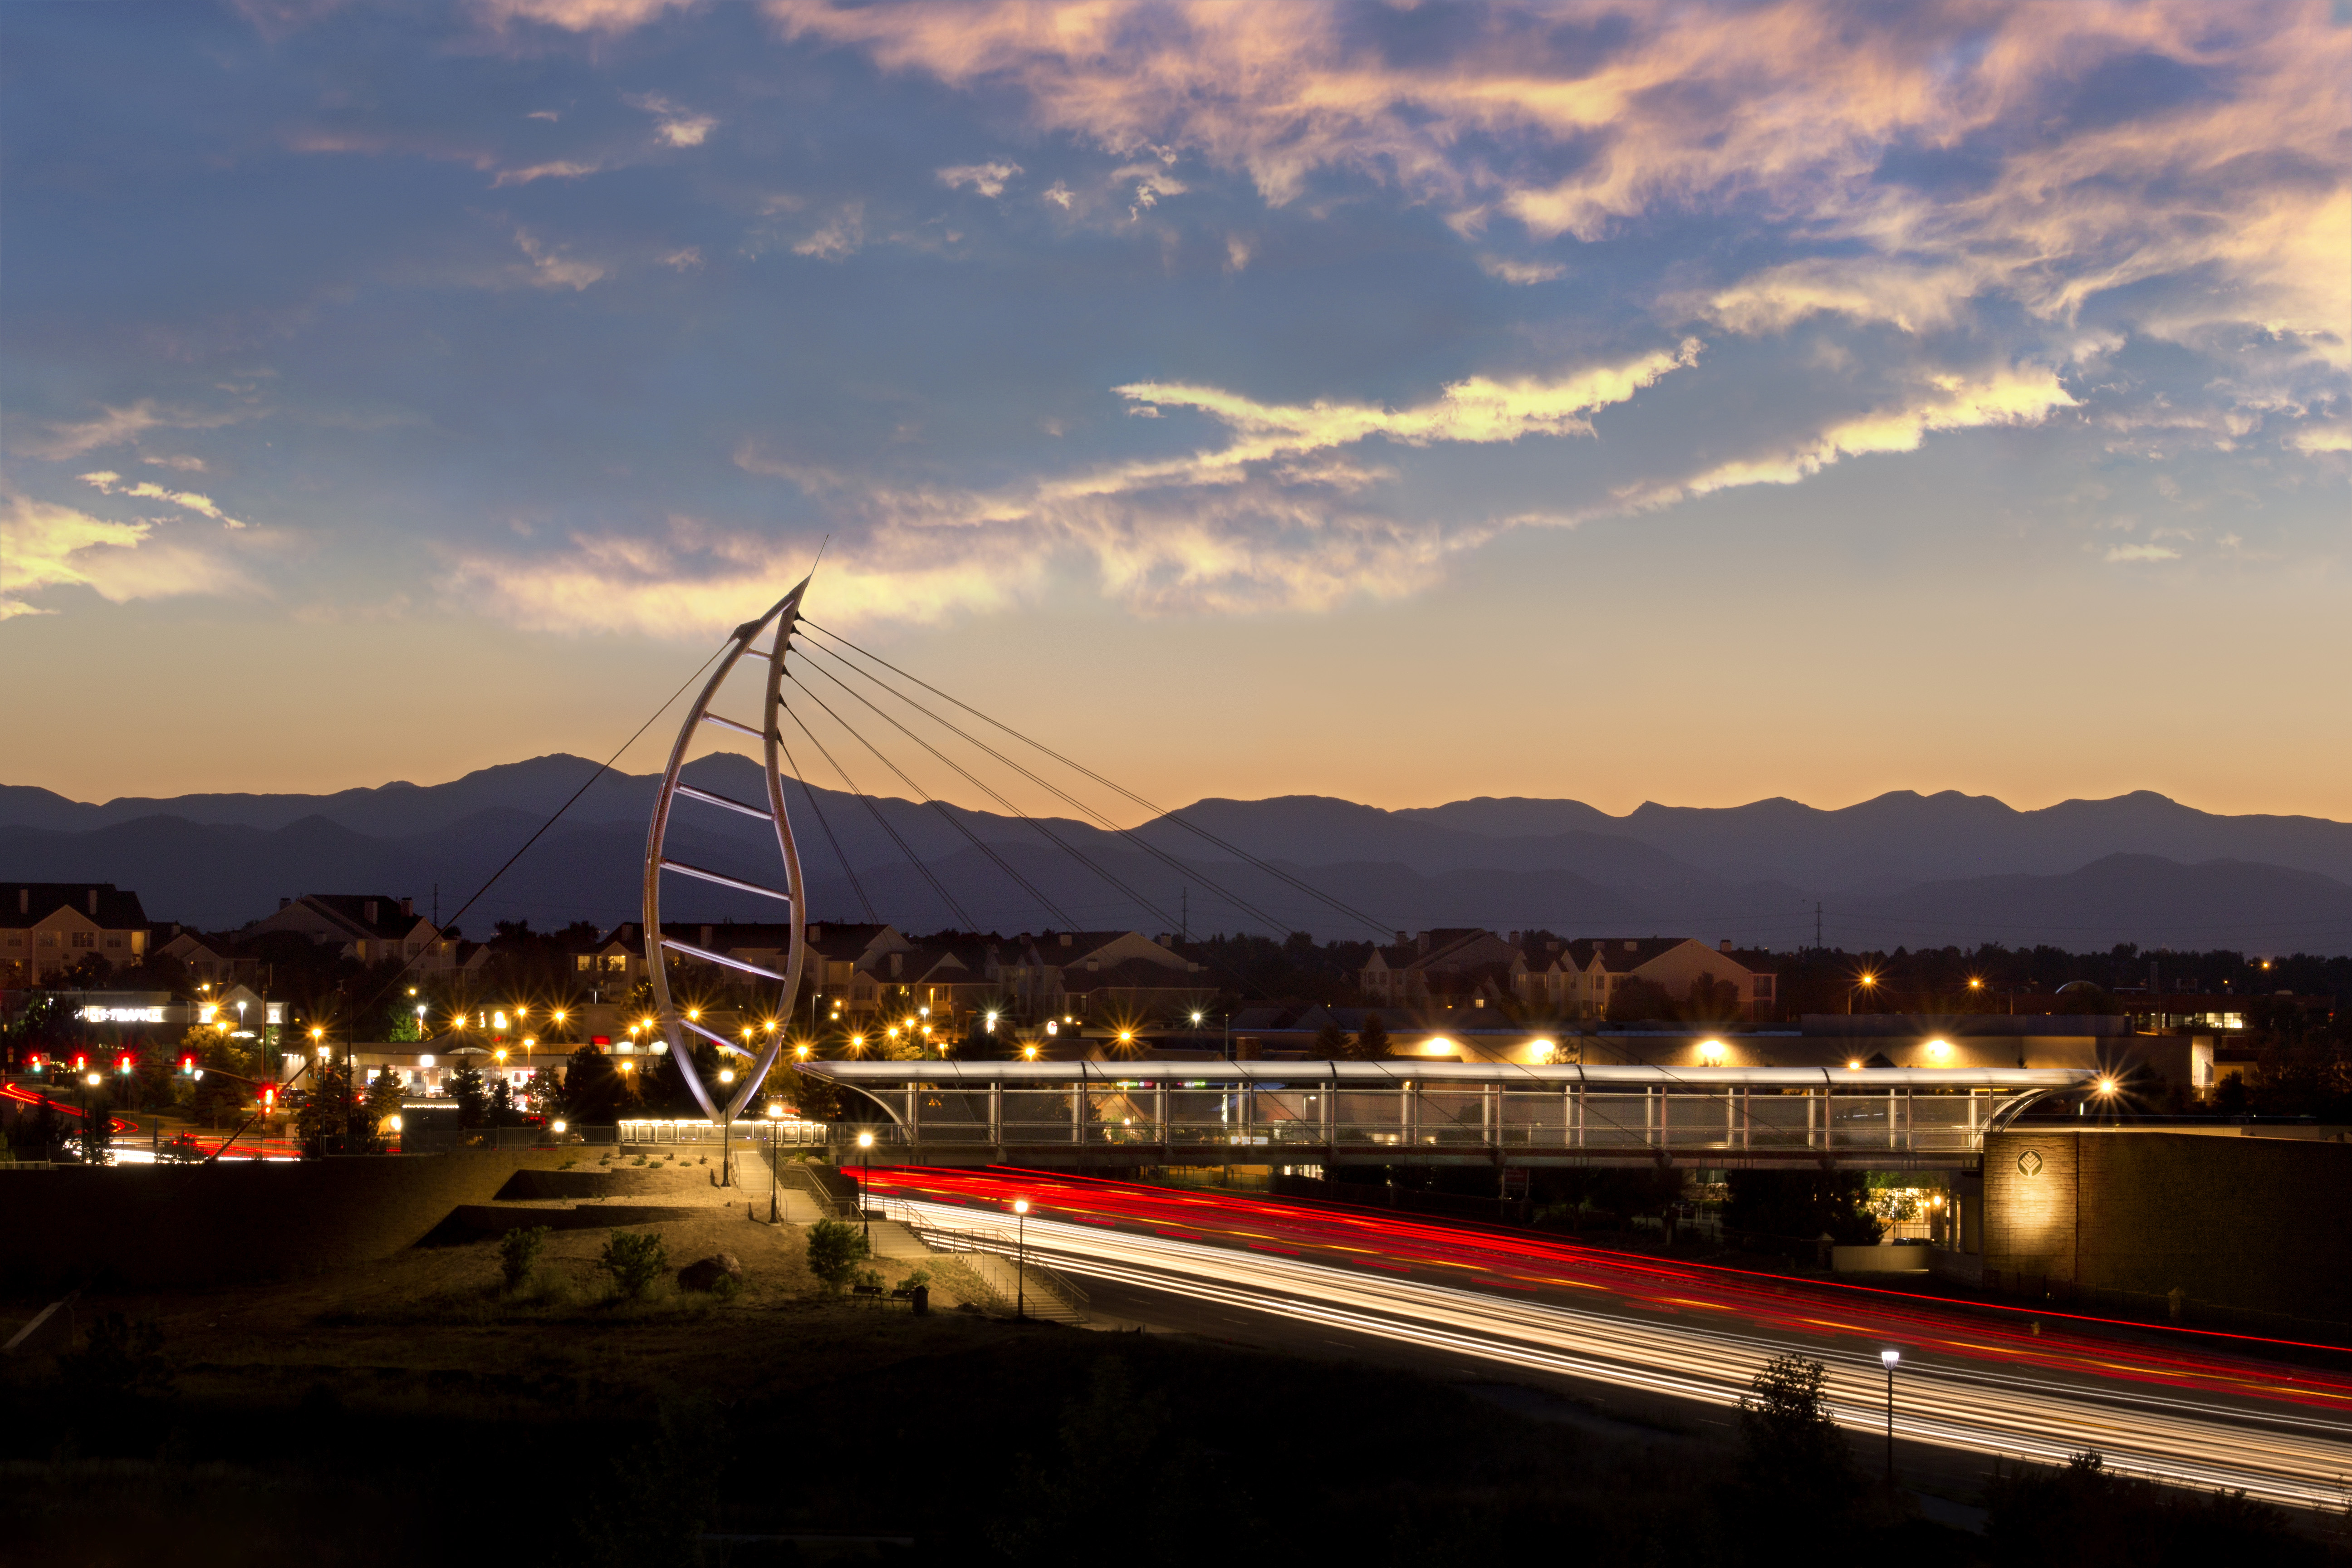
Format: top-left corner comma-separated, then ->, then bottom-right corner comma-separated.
799,1060 -> 2096,1170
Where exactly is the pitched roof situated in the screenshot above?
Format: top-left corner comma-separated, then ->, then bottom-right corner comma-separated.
287,894 -> 426,940
4,883 -> 150,930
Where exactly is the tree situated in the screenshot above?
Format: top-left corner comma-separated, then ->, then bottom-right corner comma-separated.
1607,976 -> 1676,1022
488,1078 -> 526,1127
1735,1353 -> 1862,1528
500,1225 -> 550,1293
1310,1022 -> 1349,1060
297,1062 -> 386,1157
446,1062 -> 488,1128
598,1231 -> 668,1300
1724,1170 -> 1882,1246
364,1069 -> 404,1129
563,1047 -> 631,1125
75,1085 -> 114,1166
1351,1014 -> 1392,1060
804,1218 -> 869,1294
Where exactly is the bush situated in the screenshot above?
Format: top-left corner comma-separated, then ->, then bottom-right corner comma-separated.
499,1225 -> 549,1293
60,1313 -> 173,1400
598,1231 -> 669,1300
804,1219 -> 869,1294
1985,1450 -> 2320,1565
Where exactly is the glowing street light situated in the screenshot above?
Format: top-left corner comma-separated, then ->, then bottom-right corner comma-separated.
855,1129 -> 876,1242
1881,1349 -> 1902,1482
1012,1198 -> 1031,1320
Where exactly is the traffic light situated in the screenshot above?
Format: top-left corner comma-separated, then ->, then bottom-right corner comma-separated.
179,1054 -> 197,1075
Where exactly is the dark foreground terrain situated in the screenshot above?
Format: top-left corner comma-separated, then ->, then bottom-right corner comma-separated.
1,1210 -> 2340,1568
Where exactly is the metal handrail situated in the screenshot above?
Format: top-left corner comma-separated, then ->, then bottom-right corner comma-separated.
878,1195 -> 1090,1317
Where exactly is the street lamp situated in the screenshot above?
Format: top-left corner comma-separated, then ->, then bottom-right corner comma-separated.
1881,1349 -> 1901,1482
1849,973 -> 1878,1014
1012,1197 -> 1030,1320
856,1129 -> 874,1243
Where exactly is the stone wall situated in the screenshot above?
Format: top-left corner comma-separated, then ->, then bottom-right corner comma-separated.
1983,1129 -> 2352,1323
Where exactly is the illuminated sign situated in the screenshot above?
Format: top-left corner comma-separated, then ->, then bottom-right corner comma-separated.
79,1006 -> 165,1024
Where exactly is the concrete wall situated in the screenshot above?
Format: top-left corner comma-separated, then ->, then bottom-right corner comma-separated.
0,1152 -> 555,1290
1984,1129 -> 2352,1323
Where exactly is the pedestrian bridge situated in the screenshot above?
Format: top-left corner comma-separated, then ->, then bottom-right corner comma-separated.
799,1060 -> 2097,1170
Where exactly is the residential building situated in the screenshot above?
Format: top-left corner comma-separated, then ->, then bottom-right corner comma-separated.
1003,930 -> 1208,1021
240,894 -> 454,968
1514,936 -> 1779,1022
2,883 -> 152,985
1360,929 -> 1523,1010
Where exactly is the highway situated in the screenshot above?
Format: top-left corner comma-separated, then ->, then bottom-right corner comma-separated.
867,1166 -> 2352,1512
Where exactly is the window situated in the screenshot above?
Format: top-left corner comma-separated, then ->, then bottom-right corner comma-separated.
106,934 -> 124,948
1753,975 -> 1773,998
70,931 -> 95,949
39,931 -> 59,948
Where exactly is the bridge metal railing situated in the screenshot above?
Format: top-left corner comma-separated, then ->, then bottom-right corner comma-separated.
786,1065 -> 2092,1165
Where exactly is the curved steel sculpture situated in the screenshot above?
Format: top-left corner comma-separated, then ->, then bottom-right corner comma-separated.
641,576 -> 811,1128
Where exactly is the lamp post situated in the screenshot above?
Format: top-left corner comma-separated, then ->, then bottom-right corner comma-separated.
1012,1197 -> 1029,1320
856,1129 -> 874,1243
1880,1349 -> 1901,1483
1848,973 -> 1878,1014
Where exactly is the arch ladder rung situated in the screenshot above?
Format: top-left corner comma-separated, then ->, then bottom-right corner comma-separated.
676,784 -> 774,822
661,858 -> 793,902
660,937 -> 788,983
700,712 -> 766,740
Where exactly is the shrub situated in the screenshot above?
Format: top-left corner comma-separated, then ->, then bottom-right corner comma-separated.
499,1225 -> 549,1294
804,1219 -> 869,1294
598,1231 -> 669,1300
60,1313 -> 173,1400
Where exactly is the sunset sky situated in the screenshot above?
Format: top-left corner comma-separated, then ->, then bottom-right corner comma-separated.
4,1 -> 2347,820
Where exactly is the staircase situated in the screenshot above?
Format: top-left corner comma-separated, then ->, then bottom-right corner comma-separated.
874,1197 -> 1089,1325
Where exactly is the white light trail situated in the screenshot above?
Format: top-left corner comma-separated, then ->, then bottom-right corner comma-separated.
898,1198 -> 2352,1511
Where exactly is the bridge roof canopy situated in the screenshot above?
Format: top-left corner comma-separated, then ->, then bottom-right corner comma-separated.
801,1058 -> 2096,1090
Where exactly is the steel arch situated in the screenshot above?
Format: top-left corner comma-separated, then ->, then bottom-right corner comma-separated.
640,576 -> 811,1123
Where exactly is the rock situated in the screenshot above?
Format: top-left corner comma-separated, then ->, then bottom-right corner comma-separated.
678,1253 -> 745,1292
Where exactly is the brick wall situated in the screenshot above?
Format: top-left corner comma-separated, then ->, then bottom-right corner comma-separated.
1983,1129 -> 2352,1322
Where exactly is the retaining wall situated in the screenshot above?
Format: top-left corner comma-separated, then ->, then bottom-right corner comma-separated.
0,1152 -> 564,1290
1983,1128 -> 2352,1323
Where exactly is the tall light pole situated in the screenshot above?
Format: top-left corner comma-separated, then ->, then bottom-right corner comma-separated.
1849,972 -> 1877,1014
1880,1348 -> 1901,1483
856,1128 -> 874,1243
1012,1197 -> 1029,1320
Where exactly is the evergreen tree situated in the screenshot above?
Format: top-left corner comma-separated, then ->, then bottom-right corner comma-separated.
446,1062 -> 489,1128
1352,1014 -> 1392,1060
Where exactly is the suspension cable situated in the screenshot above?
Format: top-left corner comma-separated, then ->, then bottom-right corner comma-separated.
803,621 -> 1394,939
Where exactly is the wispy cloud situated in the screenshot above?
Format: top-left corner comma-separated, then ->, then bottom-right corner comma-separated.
763,0 -> 2349,383
15,400 -> 243,461
936,160 -> 1021,197
0,495 -> 249,618
1479,255 -> 1567,286
792,203 -> 865,260
472,0 -> 697,34
453,341 -> 1700,634
78,470 -> 246,527
626,91 -> 716,147
2107,543 -> 2183,562
492,159 -> 604,186
513,228 -> 606,289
